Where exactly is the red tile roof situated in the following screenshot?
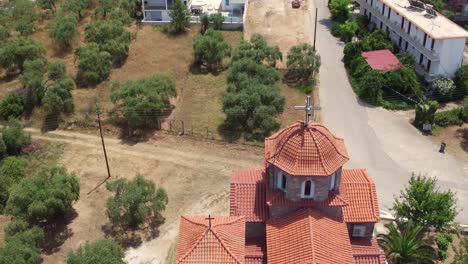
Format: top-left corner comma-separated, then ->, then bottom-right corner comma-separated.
230,169 -> 268,222
266,208 -> 355,264
361,49 -> 402,72
340,169 -> 380,223
266,188 -> 348,208
176,216 -> 245,264
245,236 -> 266,264
265,121 -> 349,176
351,237 -> 387,264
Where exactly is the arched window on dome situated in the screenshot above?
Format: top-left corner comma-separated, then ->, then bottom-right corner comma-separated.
301,180 -> 315,198
276,170 -> 287,191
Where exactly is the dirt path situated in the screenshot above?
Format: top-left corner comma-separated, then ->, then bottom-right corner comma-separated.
24,129 -> 263,264
244,0 -> 315,69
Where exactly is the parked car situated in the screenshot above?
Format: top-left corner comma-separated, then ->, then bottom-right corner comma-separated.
292,0 -> 301,8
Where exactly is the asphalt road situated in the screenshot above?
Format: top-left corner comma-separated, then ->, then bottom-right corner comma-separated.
313,0 -> 468,223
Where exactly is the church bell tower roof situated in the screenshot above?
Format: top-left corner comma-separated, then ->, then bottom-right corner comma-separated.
265,121 -> 349,176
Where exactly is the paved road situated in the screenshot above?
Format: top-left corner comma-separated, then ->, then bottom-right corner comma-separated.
313,0 -> 468,222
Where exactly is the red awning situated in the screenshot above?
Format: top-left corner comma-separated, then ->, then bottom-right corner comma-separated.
361,49 -> 401,72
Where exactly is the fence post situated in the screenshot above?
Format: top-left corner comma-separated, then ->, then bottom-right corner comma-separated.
181,120 -> 185,135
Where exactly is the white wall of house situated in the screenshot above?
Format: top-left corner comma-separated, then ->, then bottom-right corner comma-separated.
436,38 -> 465,77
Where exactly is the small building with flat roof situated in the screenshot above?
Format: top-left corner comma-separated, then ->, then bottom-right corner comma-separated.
354,0 -> 468,81
361,49 -> 402,72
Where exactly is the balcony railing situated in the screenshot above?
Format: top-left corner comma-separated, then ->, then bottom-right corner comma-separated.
358,0 -> 440,61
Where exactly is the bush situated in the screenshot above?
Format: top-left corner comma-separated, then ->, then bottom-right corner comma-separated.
10,0 -> 37,36
0,238 -> 41,264
0,157 -> 27,208
227,58 -> 280,88
2,118 -> 31,155
193,29 -> 231,72
286,43 -> 321,83
463,97 -> 468,122
338,20 -> 359,42
106,175 -> 168,229
37,0 -> 58,11
435,235 -> 452,251
47,12 -> 79,47
110,74 -> 176,128
438,250 -> 448,261
455,65 -> 468,99
210,13 -> 224,30
231,34 -> 282,67
42,62 -> 75,116
358,70 -> 385,104
0,37 -> 45,71
384,66 -> 422,97
414,101 -> 438,129
168,0 -> 190,34
84,20 -> 131,64
66,240 -> 125,264
0,93 -> 25,120
75,43 -> 112,86
5,166 -> 80,224
329,0 -> 350,23
434,108 -> 464,127
433,78 -> 456,100
5,225 -> 44,248
62,0 -> 91,18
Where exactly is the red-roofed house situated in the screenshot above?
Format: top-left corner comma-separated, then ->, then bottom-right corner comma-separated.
176,116 -> 386,263
362,49 -> 402,72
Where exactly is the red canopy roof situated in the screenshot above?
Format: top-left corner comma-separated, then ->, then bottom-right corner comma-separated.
361,49 -> 401,72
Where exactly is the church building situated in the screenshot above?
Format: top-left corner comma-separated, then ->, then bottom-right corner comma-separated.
175,99 -> 386,263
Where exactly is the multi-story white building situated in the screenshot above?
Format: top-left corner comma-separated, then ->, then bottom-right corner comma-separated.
354,0 -> 468,80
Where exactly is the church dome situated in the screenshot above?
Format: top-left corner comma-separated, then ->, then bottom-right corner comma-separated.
265,121 -> 349,176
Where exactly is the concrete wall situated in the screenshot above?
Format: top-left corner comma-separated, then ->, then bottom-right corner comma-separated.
246,222 -> 266,238
437,38 -> 465,77
347,223 -> 375,238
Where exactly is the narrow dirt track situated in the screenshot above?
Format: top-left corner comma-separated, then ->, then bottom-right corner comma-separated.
24,128 -> 263,264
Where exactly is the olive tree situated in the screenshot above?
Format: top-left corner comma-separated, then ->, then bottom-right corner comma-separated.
0,93 -> 25,120
62,0 -> 92,18
0,157 -> 27,209
110,74 -> 177,127
67,240 -> 125,264
231,34 -> 282,67
37,0 -> 58,11
5,166 -> 80,224
10,0 -> 37,35
0,37 -> 45,71
393,174 -> 458,231
47,12 -> 79,47
286,43 -> 321,83
330,0 -> 350,23
106,175 -> 168,229
193,29 -> 231,72
75,43 -> 112,86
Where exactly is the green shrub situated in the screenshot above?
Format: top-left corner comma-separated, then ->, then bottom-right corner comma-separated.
414,101 -> 438,129
434,108 -> 463,127
463,97 -> 468,122
329,0 -> 350,23
338,20 -> 359,42
438,250 -> 448,261
168,0 -> 190,34
193,29 -> 231,72
0,238 -> 41,264
210,13 -> 224,30
75,43 -> 112,86
0,37 -> 45,71
433,78 -> 456,101
0,93 -> 25,120
47,12 -> 79,47
435,236 -> 450,251
455,66 -> 468,99
0,157 -> 27,209
2,118 -> 31,155
67,240 -> 125,264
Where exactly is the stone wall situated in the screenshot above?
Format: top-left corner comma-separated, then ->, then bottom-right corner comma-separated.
347,223 -> 375,238
269,207 -> 300,219
246,222 -> 266,238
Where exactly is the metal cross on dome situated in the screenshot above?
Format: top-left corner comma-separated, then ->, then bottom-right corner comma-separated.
205,214 -> 214,229
294,96 -> 321,127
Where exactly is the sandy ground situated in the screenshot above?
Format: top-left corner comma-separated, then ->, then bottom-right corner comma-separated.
244,0 -> 315,69
21,129 -> 263,263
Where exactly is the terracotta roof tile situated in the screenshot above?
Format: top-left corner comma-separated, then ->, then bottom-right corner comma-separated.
266,188 -> 348,208
265,121 -> 349,176
245,236 -> 266,264
361,49 -> 402,72
341,169 -> 380,223
176,216 -> 245,264
230,169 -> 268,222
266,208 -> 355,264
351,238 -> 386,264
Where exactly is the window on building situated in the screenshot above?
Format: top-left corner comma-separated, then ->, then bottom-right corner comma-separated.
405,41 -> 408,51
423,33 -> 427,46
381,4 -> 385,15
407,22 -> 411,34
329,173 -> 337,190
419,54 -> 423,65
301,180 -> 315,198
380,21 -> 383,29
427,60 -> 431,72
364,9 -> 367,16
387,8 -> 391,19
401,17 -> 404,29
276,170 -> 287,190
386,25 -> 389,32
370,0 -> 373,6
225,0 -> 229,6
431,38 -> 435,50
398,36 -> 402,47
352,225 -> 367,237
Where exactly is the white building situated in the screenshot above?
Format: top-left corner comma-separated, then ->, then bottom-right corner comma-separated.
141,0 -> 245,24
354,0 -> 468,80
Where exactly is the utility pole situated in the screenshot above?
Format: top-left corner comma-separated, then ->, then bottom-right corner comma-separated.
313,8 -> 318,50
97,105 -> 111,180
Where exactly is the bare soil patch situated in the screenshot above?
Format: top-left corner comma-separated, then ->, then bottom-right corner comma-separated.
244,0 -> 315,69
17,129 -> 263,263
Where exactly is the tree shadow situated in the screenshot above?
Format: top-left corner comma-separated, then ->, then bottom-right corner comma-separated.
189,63 -> 224,76
101,216 -> 165,249
456,127 -> 468,153
52,45 -> 74,58
318,18 -> 334,32
0,68 -> 22,83
217,122 -> 242,142
41,208 -> 78,255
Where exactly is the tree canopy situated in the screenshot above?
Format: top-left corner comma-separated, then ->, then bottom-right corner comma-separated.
47,12 -> 80,47
193,29 -> 231,72
377,222 -> 437,264
169,0 -> 190,34
455,65 -> 468,98
286,43 -> 321,83
0,93 -> 25,120
66,240 -> 125,264
10,0 -> 38,35
0,157 -> 27,210
0,37 -> 45,71
37,0 -> 58,11
62,0 -> 92,18
75,43 -> 112,86
5,166 -> 80,224
330,0 -> 350,23
393,174 -> 458,231
106,175 -> 168,229
227,58 -> 280,89
2,118 -> 31,156
231,34 -> 282,67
